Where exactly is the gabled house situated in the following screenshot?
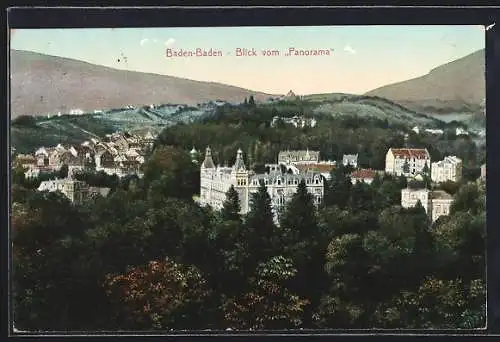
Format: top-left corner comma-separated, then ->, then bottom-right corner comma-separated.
385,148 -> 431,177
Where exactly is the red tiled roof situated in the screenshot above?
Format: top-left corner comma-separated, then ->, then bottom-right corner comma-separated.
390,148 -> 429,159
351,168 -> 377,179
295,163 -> 336,173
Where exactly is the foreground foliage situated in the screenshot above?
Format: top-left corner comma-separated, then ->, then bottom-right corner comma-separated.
11,106 -> 486,331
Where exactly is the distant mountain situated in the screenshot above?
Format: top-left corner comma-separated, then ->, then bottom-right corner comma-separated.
365,49 -> 485,113
10,49 -> 274,118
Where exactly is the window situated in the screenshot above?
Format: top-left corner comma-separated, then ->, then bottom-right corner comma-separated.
315,178 -> 319,185
277,179 -> 281,185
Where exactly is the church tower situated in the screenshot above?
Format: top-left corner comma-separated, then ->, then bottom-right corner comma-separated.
201,146 -> 215,169
232,148 -> 250,213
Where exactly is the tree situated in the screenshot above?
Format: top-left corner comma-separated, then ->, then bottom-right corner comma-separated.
450,183 -> 484,216
244,182 -> 279,266
348,181 -> 376,212
248,95 -> 256,107
103,258 -> 212,330
221,256 -> 309,329
59,164 -> 69,178
371,173 -> 383,190
315,233 -> 368,328
324,166 -> 352,209
142,146 -> 199,200
402,160 -> 410,174
371,277 -> 485,329
279,179 -> 324,326
280,180 -> 318,243
422,162 -> 430,175
221,185 -> 241,222
12,191 -> 96,330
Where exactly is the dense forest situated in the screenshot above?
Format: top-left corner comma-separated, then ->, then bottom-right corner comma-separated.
11,100 -> 486,331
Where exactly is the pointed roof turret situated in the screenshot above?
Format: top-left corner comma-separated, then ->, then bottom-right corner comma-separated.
201,146 -> 215,169
233,148 -> 246,171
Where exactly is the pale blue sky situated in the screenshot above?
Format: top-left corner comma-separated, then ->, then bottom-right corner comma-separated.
10,26 -> 485,95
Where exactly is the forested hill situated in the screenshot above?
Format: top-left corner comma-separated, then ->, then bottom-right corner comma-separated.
156,98 -> 485,172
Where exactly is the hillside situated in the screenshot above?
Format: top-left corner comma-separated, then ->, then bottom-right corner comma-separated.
10,49 -> 273,118
365,49 -> 485,113
11,96 -> 445,154
11,102 -> 220,154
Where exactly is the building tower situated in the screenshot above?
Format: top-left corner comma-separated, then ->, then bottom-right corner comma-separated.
201,146 -> 215,169
190,146 -> 199,164
232,148 -> 250,212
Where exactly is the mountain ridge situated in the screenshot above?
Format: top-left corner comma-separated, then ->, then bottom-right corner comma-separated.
364,49 -> 485,112
10,49 -> 274,118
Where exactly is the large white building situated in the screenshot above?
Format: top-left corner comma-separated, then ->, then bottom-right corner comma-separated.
401,187 -> 454,222
431,156 -> 462,183
199,147 -> 324,221
385,148 -> 431,177
278,150 -> 320,165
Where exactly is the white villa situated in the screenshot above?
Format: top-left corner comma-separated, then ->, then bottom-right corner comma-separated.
342,154 -> 358,169
431,156 -> 463,183
401,187 -> 454,222
385,148 -> 431,177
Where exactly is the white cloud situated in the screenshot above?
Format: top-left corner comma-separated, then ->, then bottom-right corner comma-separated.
140,38 -> 149,46
165,38 -> 176,47
343,45 -> 356,54
153,38 -> 158,43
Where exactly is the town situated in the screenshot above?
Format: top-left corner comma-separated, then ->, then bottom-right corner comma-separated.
13,129 -> 486,225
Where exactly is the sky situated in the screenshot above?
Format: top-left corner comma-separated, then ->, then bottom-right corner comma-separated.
10,26 -> 485,95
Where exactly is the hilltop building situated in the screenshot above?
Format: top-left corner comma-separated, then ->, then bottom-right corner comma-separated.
385,148 -> 431,177
271,116 -> 317,128
431,156 -> 462,183
401,187 -> 454,222
198,147 -> 324,222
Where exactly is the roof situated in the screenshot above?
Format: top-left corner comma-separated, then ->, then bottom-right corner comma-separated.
351,168 -> 377,179
390,148 -> 430,159
250,171 -> 323,183
233,149 -> 246,171
201,147 -> 216,169
38,178 -> 86,191
431,190 -> 453,200
295,163 -> 336,173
